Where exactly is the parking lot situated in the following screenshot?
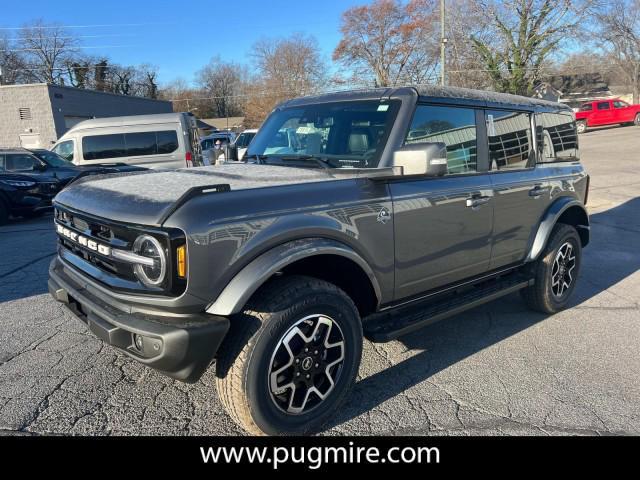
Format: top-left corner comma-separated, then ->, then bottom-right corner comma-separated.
0,125 -> 638,436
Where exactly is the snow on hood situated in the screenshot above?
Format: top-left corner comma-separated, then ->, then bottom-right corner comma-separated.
53,163 -> 343,225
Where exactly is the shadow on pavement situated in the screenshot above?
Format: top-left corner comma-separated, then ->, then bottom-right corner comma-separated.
330,197 -> 639,429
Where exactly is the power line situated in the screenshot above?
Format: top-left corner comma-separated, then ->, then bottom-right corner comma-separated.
1,44 -> 140,53
0,22 -> 171,30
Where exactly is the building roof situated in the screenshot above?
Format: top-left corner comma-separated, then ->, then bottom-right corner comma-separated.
200,117 -> 245,130
0,82 -> 171,104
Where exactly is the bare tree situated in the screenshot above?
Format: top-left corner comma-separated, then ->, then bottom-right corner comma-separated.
244,33 -> 327,127
333,0 -> 439,87
17,20 -> 78,84
470,0 -> 595,95
196,57 -> 247,117
0,35 -> 26,85
598,0 -> 640,103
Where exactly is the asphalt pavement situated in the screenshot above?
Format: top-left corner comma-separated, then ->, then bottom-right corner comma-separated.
0,125 -> 638,435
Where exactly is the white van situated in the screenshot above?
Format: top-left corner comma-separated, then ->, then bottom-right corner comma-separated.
51,113 -> 202,169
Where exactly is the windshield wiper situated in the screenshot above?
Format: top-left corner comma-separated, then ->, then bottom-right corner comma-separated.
278,155 -> 333,169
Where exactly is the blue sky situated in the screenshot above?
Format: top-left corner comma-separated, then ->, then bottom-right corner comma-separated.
2,0 -> 367,85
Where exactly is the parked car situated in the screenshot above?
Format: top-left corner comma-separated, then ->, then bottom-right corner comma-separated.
49,86 -> 589,435
200,131 -> 237,151
575,98 -> 640,133
0,149 -> 65,223
51,112 -> 203,169
233,129 -> 258,160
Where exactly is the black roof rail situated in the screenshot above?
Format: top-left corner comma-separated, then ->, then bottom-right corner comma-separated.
157,184 -> 231,225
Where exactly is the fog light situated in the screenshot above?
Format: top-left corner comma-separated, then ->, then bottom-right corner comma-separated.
133,334 -> 144,351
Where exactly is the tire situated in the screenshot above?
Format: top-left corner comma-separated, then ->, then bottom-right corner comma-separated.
635,113 -> 640,126
576,120 -> 587,134
0,199 -> 8,226
215,275 -> 363,435
522,224 -> 582,314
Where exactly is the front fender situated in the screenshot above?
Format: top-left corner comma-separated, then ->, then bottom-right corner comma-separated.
205,238 -> 382,316
526,197 -> 589,262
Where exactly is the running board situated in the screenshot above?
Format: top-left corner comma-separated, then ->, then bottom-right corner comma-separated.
364,274 -> 534,342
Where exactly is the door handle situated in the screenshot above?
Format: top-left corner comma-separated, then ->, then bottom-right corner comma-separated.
529,185 -> 550,197
466,195 -> 491,208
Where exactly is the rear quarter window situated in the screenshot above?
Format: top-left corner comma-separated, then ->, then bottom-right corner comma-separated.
535,112 -> 578,163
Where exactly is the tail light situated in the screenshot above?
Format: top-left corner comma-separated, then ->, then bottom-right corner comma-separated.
185,151 -> 193,168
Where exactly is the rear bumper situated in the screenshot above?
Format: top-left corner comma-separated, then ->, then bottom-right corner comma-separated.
48,257 -> 230,382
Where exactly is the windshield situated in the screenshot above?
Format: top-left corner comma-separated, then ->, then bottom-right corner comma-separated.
235,132 -> 256,148
32,149 -> 72,167
247,100 -> 400,168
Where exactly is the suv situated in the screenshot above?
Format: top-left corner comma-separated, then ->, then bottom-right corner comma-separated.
0,149 -> 63,224
48,86 -> 589,435
575,98 -> 640,133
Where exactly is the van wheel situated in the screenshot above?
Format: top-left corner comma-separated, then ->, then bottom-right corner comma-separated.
576,120 -> 587,134
522,224 -> 582,314
215,275 -> 363,435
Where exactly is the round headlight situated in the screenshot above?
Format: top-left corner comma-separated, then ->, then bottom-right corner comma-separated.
132,235 -> 166,287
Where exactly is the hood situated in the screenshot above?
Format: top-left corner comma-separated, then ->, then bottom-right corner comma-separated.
53,163 -> 353,226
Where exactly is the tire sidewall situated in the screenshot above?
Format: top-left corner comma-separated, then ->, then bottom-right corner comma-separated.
539,226 -> 582,311
244,290 -> 362,435
576,120 -> 587,133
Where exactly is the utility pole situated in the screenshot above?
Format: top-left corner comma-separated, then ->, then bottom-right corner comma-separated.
440,0 -> 447,86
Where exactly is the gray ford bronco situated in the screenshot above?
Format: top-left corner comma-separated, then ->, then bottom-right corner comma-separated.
49,86 -> 589,435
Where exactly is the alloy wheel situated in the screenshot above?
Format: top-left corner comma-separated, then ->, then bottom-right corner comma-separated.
268,314 -> 345,415
551,241 -> 576,298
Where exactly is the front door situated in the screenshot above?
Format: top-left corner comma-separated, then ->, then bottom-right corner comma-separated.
391,104 -> 493,301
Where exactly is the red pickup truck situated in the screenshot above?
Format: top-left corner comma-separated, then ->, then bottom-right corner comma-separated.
575,99 -> 640,133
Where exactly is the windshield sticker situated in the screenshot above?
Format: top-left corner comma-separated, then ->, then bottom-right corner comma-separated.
377,104 -> 389,112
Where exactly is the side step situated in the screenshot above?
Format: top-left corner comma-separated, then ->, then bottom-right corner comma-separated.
363,273 -> 534,342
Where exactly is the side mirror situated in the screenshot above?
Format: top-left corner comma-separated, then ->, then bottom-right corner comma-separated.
393,142 -> 448,176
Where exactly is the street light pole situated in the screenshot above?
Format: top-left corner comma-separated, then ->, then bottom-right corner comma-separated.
440,0 -> 447,86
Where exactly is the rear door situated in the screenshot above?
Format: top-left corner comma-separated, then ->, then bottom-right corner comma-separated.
591,101 -> 614,126
390,104 -> 494,300
486,109 -> 551,269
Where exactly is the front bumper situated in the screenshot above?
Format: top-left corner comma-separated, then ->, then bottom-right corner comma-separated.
48,257 -> 230,382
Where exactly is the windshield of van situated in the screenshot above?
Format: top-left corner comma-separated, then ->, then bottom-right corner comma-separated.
247,100 -> 400,168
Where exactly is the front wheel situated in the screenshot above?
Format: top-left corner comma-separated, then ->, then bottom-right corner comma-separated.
522,224 -> 582,314
634,113 -> 640,126
215,275 -> 363,435
576,120 -> 587,134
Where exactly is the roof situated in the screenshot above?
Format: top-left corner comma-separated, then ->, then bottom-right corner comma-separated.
0,82 -> 172,103
65,112 -> 190,132
282,85 -> 570,112
200,117 -> 245,129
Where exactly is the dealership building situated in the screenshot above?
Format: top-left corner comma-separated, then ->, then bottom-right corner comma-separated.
0,83 -> 173,148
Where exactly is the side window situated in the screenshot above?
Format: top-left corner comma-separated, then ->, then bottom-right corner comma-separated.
579,104 -> 593,112
613,100 -> 628,108
596,102 -> 610,110
535,112 -> 578,163
53,140 -> 74,161
83,134 -> 126,160
405,105 -> 477,174
125,132 -> 157,156
6,154 -> 37,171
156,130 -> 179,154
487,110 -> 533,171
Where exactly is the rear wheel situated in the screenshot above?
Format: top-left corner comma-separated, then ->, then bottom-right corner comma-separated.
215,275 -> 363,435
522,224 -> 582,314
635,113 -> 640,126
576,120 -> 587,134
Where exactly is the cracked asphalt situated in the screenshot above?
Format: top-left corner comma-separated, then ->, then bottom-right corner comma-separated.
1,126 -> 638,436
